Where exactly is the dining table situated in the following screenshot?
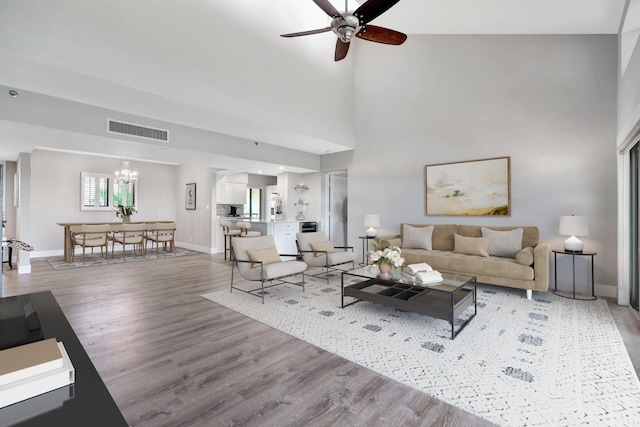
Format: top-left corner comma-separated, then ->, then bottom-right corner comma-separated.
57,221 -> 173,263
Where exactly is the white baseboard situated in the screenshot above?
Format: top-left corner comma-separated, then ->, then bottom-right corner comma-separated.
17,264 -> 31,274
595,283 -> 617,299
174,241 -> 214,254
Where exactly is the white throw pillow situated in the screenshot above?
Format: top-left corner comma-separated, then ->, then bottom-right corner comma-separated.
403,225 -> 434,250
481,227 -> 523,258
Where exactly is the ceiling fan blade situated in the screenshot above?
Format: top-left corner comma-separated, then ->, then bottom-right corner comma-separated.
313,0 -> 343,18
356,25 -> 407,45
354,0 -> 401,24
334,39 -> 350,61
281,27 -> 331,38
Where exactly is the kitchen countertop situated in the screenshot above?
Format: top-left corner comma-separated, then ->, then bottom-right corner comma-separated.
216,217 -> 315,223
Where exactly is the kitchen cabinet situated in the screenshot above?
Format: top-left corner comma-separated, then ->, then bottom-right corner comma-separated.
273,222 -> 299,257
225,182 -> 247,205
216,174 -> 248,204
217,182 -> 246,204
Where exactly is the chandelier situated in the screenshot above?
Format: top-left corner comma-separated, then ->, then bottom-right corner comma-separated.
115,161 -> 138,185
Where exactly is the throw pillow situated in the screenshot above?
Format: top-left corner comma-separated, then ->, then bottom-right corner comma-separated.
516,247 -> 535,266
310,241 -> 336,257
402,225 -> 434,250
453,234 -> 490,257
481,227 -> 523,258
247,247 -> 281,265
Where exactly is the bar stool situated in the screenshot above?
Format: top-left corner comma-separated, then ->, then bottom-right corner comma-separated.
237,221 -> 261,237
220,221 -> 241,260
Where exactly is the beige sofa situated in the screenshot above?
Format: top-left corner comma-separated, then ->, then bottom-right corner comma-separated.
377,224 -> 550,299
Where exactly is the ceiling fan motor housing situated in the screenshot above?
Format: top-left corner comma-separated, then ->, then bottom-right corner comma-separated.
331,14 -> 360,42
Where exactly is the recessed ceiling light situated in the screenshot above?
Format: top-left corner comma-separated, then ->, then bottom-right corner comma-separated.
9,90 -> 18,97
257,170 -> 262,174
279,166 -> 284,170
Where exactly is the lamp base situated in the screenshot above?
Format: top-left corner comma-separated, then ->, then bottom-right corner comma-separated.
366,227 -> 377,237
563,236 -> 583,252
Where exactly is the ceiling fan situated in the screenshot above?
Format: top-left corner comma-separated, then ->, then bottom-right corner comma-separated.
281,0 -> 407,61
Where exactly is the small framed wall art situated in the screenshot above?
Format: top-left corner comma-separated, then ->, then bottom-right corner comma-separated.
185,183 -> 196,210
424,156 -> 511,216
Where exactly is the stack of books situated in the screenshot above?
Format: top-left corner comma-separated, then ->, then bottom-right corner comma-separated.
405,262 -> 443,285
0,338 -> 75,408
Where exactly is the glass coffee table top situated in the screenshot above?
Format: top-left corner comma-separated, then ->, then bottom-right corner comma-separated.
344,266 -> 474,293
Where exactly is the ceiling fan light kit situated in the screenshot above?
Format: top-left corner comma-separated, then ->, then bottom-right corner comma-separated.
281,0 -> 407,61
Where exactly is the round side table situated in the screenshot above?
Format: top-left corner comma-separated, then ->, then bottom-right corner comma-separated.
552,249 -> 597,300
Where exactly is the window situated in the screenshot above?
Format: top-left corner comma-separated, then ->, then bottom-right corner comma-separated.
80,172 -> 137,211
113,181 -> 136,208
80,172 -> 111,211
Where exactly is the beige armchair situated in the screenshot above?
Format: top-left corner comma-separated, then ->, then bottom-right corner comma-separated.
296,231 -> 357,283
70,224 -> 111,265
231,235 -> 307,303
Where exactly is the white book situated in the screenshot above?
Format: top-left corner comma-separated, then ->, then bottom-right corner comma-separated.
0,341 -> 75,409
406,263 -> 433,274
0,338 -> 63,387
414,270 -> 443,285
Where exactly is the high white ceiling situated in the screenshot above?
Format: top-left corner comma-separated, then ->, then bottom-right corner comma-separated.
0,0 -> 629,175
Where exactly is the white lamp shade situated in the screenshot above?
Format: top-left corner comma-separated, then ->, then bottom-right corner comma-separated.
559,216 -> 588,237
559,215 -> 588,251
363,213 -> 380,237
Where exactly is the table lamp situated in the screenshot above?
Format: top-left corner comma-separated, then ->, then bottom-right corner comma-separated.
559,215 -> 588,252
363,214 -> 380,237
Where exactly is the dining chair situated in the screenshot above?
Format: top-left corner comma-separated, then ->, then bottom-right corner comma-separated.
70,224 -> 111,265
111,223 -> 146,260
146,222 -> 176,257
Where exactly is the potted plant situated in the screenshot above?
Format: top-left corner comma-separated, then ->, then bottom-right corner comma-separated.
368,243 -> 405,279
114,205 -> 136,222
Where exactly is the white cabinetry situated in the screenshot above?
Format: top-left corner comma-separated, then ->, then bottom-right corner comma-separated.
224,182 -> 247,205
273,222 -> 299,256
216,176 -> 247,204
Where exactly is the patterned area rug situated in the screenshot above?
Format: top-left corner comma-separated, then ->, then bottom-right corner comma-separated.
47,247 -> 198,269
202,275 -> 640,427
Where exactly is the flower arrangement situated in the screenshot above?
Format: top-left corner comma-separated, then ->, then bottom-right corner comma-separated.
114,205 -> 136,218
368,244 -> 405,268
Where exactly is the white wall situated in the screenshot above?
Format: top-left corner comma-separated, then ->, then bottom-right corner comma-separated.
348,35 -> 618,296
28,149 -> 177,256
175,164 -> 214,253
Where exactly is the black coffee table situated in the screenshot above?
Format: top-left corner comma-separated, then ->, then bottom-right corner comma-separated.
341,267 -> 477,339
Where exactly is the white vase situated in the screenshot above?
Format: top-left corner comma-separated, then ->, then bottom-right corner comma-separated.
122,215 -> 130,223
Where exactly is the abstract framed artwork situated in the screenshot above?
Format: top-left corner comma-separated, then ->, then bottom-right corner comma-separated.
425,156 -> 511,216
185,183 -> 196,210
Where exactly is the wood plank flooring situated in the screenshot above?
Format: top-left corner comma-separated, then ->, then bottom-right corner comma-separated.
2,254 -> 639,426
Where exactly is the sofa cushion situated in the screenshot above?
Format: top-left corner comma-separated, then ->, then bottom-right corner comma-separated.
457,225 -> 539,249
453,234 -> 490,257
516,247 -> 535,266
402,224 -> 433,250
310,241 -> 336,256
481,227 -> 523,258
401,249 -> 535,282
401,224 -> 457,251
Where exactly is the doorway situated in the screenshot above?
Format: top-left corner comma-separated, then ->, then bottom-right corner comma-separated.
325,172 -> 348,247
631,143 -> 640,311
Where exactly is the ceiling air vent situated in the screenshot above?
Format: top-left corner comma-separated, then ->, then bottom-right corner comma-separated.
108,119 -> 169,142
